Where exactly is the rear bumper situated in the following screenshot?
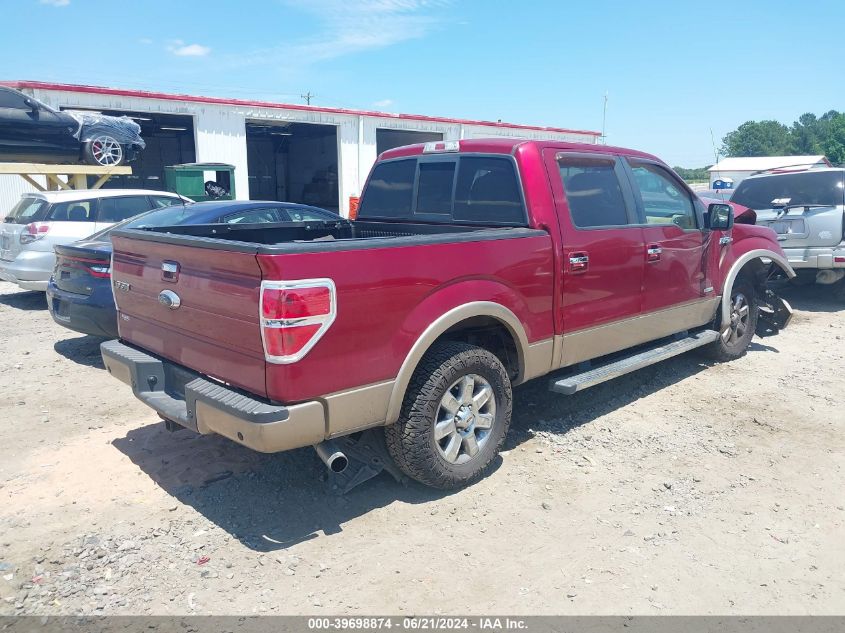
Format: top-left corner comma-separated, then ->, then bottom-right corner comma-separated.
0,250 -> 54,291
783,243 -> 845,269
100,340 -> 326,453
46,279 -> 118,338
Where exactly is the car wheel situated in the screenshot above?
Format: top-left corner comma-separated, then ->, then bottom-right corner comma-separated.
385,341 -> 512,489
832,278 -> 845,302
84,135 -> 125,166
701,280 -> 758,361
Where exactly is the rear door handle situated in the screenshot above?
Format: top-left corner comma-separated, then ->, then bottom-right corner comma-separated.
569,252 -> 589,273
646,244 -> 662,262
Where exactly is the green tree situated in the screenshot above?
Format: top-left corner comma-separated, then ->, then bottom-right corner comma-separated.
821,114 -> 845,165
673,166 -> 711,182
722,120 -> 792,157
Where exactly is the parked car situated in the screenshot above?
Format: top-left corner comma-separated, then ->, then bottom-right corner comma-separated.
101,139 -> 794,492
729,167 -> 845,299
47,201 -> 346,338
0,86 -> 145,166
0,189 -> 189,291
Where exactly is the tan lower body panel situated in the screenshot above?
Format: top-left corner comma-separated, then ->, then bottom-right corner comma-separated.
559,298 -> 720,368
195,399 -> 326,453
322,380 -> 395,437
519,338 -> 555,384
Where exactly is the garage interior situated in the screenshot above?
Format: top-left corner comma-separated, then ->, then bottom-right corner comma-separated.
246,121 -> 339,213
376,129 -> 443,155
60,107 -> 196,191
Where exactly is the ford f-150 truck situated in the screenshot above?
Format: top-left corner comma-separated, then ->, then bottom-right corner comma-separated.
101,139 -> 794,490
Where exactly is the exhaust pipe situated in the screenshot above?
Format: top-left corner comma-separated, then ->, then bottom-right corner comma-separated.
314,441 -> 349,473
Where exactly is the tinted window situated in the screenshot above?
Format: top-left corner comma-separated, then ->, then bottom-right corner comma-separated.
454,157 -> 525,224
224,208 -> 281,224
284,207 -> 336,221
149,195 -> 183,209
47,200 -> 96,222
358,159 -> 416,219
731,171 -> 845,209
97,196 -> 154,223
631,164 -> 697,229
558,156 -> 629,228
416,162 -> 455,215
123,205 -> 199,229
0,88 -> 28,109
5,197 -> 49,223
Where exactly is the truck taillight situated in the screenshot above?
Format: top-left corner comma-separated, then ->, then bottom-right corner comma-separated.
259,279 -> 336,364
20,222 -> 49,244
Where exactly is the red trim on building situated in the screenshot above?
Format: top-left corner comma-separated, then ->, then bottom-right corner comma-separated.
2,80 -> 600,137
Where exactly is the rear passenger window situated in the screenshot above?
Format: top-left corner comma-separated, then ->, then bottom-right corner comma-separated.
558,156 -> 630,228
416,162 -> 456,215
97,196 -> 154,223
47,200 -> 96,222
150,196 -> 183,209
359,159 -> 416,219
454,157 -> 525,224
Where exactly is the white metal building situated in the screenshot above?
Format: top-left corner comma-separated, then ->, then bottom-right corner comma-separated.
708,155 -> 831,189
1,81 -> 600,216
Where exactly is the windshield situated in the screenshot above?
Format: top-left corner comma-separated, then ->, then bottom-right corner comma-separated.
731,171 -> 845,209
4,197 -> 50,224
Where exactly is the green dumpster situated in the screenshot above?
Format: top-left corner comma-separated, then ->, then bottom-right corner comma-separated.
165,163 -> 236,201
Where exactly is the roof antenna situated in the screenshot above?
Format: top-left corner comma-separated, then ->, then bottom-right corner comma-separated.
601,92 -> 608,145
709,127 -> 721,186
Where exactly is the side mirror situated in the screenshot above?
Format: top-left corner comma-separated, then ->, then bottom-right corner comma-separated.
706,203 -> 734,230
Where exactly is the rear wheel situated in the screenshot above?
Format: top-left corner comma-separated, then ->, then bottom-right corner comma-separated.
702,280 -> 758,361
83,134 -> 125,166
832,278 -> 845,302
385,341 -> 512,489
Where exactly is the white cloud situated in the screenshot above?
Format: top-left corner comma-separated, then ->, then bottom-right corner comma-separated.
138,38 -> 153,45
373,99 -> 394,108
228,0 -> 450,68
166,40 -> 211,57
39,0 -> 70,6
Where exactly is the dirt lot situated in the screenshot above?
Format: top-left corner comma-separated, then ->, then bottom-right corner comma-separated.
0,281 -> 843,616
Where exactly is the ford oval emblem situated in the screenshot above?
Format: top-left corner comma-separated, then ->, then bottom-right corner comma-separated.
158,289 -> 181,310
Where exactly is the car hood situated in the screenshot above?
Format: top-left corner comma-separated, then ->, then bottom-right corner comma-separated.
67,112 -> 145,149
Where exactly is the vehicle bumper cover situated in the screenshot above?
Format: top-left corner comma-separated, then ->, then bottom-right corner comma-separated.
100,340 -> 326,453
782,243 -> 845,269
46,281 -> 118,338
0,250 -> 54,291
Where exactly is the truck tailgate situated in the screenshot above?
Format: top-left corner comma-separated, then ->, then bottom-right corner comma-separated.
110,235 -> 268,398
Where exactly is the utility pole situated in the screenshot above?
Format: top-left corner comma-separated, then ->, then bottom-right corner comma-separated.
601,92 -> 608,145
301,92 -> 314,106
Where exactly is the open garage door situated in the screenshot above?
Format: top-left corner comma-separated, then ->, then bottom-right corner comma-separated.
60,108 -> 195,191
246,121 -> 339,213
376,129 -> 443,155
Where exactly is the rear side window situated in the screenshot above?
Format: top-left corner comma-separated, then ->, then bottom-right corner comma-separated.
149,195 -> 183,209
5,197 -> 49,223
359,159 -> 416,219
97,196 -> 154,223
47,199 -> 96,222
731,171 -> 845,209
0,89 -> 28,109
224,208 -> 281,224
558,155 -> 630,228
454,157 -> 524,224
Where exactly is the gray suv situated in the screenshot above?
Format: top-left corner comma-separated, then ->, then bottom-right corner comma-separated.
730,168 -> 845,298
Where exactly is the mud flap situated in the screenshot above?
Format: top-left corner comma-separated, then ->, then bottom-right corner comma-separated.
756,289 -> 793,337
321,429 -> 405,495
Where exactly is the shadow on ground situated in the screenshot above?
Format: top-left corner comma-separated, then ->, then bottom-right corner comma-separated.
0,290 -> 46,311
112,350 -> 713,552
54,335 -> 106,368
777,282 -> 845,314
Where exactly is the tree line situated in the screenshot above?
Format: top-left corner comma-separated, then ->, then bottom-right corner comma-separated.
721,111 -> 845,165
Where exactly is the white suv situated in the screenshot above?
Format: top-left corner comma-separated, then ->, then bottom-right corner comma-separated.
0,189 -> 190,291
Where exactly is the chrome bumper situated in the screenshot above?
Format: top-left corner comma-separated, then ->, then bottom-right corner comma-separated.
101,340 -> 326,453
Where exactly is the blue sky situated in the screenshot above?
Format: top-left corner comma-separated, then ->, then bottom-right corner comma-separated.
3,0 -> 843,166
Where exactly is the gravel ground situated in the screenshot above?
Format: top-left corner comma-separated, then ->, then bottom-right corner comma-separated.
0,281 -> 843,615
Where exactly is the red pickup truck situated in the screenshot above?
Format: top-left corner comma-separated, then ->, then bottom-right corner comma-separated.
101,139 -> 794,490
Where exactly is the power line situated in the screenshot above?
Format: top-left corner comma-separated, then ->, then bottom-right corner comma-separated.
301,91 -> 314,105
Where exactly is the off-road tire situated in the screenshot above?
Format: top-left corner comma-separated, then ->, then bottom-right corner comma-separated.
384,341 -> 512,489
832,278 -> 845,303
701,280 -> 759,361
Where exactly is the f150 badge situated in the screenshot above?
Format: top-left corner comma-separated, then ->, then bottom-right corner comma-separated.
114,280 -> 131,292
158,290 -> 181,310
